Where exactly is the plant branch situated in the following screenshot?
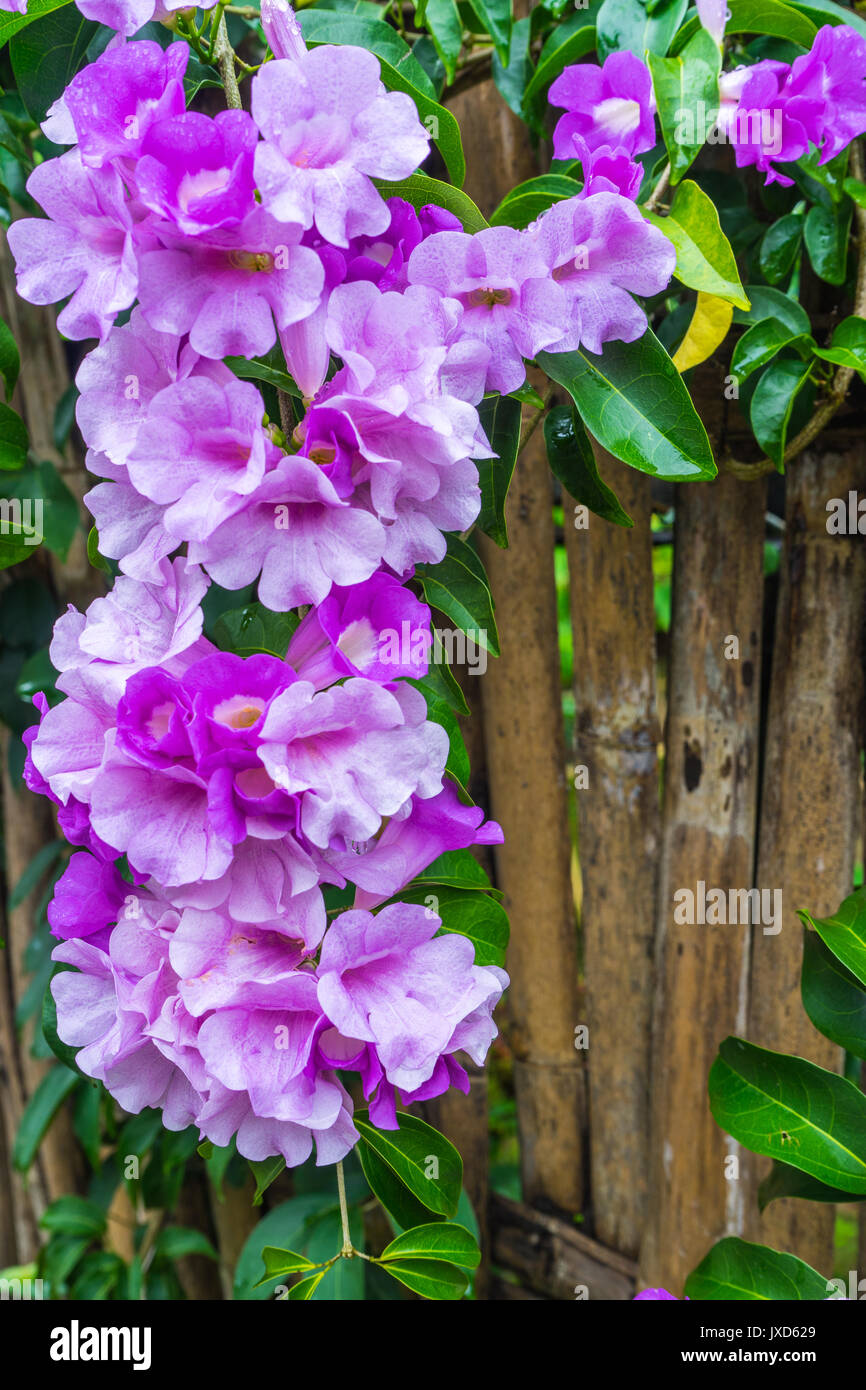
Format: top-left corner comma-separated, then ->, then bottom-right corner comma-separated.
644,162 -> 671,213
336,1160 -> 353,1257
215,10 -> 243,110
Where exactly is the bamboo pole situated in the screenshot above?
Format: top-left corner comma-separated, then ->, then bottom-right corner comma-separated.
747,444 -> 866,1274
563,454 -> 660,1257
639,471 -> 767,1291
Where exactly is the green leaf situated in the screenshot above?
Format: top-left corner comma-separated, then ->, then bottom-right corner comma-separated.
467,0 -> 512,64
355,1108 -> 462,1217
798,887 -> 866,989
3,460 -> 80,560
787,0 -> 866,44
13,1065 -> 79,1172
813,315 -> 866,378
409,679 -> 471,787
380,1257 -> 469,1299
39,1195 -> 107,1239
801,930 -> 866,1061
597,0 -> 688,62
213,603 -> 299,660
708,1035 -> 866,1195
644,179 -> 750,309
233,1194 -> 339,1299
732,285 -> 810,334
0,0 -> 74,50
731,317 -> 815,382
492,14 -> 532,118
372,173 -> 486,231
415,534 -> 499,658
544,403 -> 632,526
0,401 -> 28,470
843,175 -> 866,209
358,1141 -> 446,1230
522,19 -> 598,134
10,6 -> 98,123
286,1268 -> 328,1299
42,968 -> 81,1073
489,173 -> 580,229
685,1236 -> 831,1300
758,1159 -> 866,1212
0,318 -> 19,403
538,331 -> 717,481
155,1226 -> 219,1261
749,357 -> 814,466
254,1244 -> 317,1287
422,0 -> 463,84
72,1250 -> 123,1301
413,846 -> 500,895
86,526 -> 111,573
41,1234 -> 91,1293
250,1155 -> 286,1206
72,1080 -> 101,1171
380,1220 -> 481,1268
225,347 -> 300,397
398,882 -> 510,966
647,49 -> 718,183
476,393 -> 521,546
671,0 -> 818,52
804,200 -> 852,285
759,212 -> 804,284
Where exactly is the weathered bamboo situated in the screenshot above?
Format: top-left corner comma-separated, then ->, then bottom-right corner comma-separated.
639,471 -> 767,1292
490,1193 -> 636,1299
563,455 -> 660,1257
747,444 -> 866,1273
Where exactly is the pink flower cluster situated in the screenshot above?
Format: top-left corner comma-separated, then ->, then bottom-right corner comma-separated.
551,25 -> 866,192
9,13 -> 677,1165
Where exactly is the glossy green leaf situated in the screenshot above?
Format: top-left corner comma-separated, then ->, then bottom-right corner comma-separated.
644,179 -> 750,308
468,0 -> 511,63
685,1236 -> 830,1300
489,173 -> 580,229
397,883 -> 510,967
597,0 -> 688,62
732,285 -> 810,334
544,404 -> 632,526
813,315 -> 866,377
255,1245 -> 317,1286
492,14 -> 532,118
804,200 -> 852,285
0,401 -> 28,470
731,316 -> 814,382
213,603 -> 299,660
647,49 -> 719,183
798,887 -> 866,989
155,1226 -> 219,1261
225,346 -> 299,397
422,0 -> 463,83
801,930 -> 866,1060
358,1140 -> 446,1230
749,357 -> 814,466
355,1108 -> 462,1217
373,173 -> 486,231
538,331 -> 716,481
413,846 -> 500,896
42,965 -> 81,1072
380,1221 -> 481,1268
0,318 -> 19,403
13,1065 -> 80,1172
0,0 -> 73,49
415,534 -> 499,657
249,1156 -> 287,1207
788,0 -> 866,44
758,1158 -> 866,1212
709,1035 -> 866,1194
521,20 -> 597,133
671,0 -> 818,52
233,1194 -> 340,1299
476,392 -> 521,545
759,212 -> 804,284
287,1268 -> 328,1299
380,1257 -> 469,1299
10,5 -> 97,122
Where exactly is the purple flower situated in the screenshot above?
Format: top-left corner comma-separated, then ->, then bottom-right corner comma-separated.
315,901 -> 508,1097
8,150 -> 143,342
74,0 -> 220,39
634,1287 -> 683,1300
251,48 -> 430,247
134,109 -> 258,235
137,206 -> 324,360
571,135 -> 642,201
42,38 -> 188,167
717,61 -> 814,186
261,0 -> 307,61
47,852 -> 128,941
785,24 -> 866,163
407,225 -> 568,394
286,570 -> 432,688
550,52 -> 657,161
532,192 -> 676,355
696,0 -> 728,44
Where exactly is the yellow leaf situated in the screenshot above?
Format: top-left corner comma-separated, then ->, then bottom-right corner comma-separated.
672,292 -> 733,373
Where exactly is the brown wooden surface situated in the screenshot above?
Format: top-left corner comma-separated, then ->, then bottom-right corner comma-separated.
639,472 -> 767,1292
746,445 -> 866,1273
490,1192 -> 637,1300
564,456 -> 661,1257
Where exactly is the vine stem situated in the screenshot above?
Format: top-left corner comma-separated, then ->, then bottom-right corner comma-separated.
723,139 -> 866,479
336,1160 -> 353,1257
215,10 -> 243,110
644,162 -> 671,213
